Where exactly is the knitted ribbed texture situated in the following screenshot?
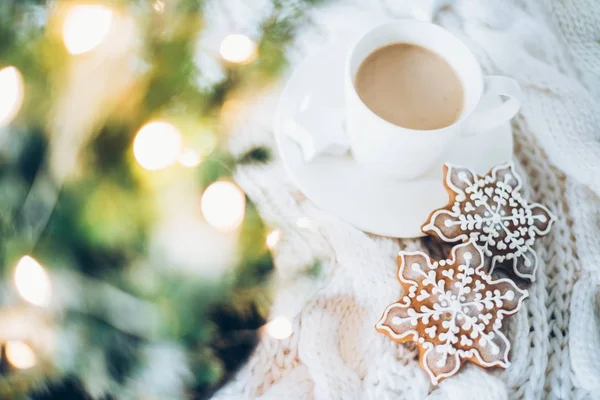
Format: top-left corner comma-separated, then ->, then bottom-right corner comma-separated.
214,0 -> 600,398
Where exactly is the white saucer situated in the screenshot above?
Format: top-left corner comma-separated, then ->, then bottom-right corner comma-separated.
274,40 -> 513,238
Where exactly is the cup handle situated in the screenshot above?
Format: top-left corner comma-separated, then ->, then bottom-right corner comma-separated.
461,75 -> 523,136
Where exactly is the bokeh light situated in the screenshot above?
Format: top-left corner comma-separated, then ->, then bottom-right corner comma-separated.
14,255 -> 51,307
201,181 -> 246,232
63,4 -> 113,55
264,316 -> 292,340
133,121 -> 183,171
153,0 -> 165,12
219,34 -> 257,64
178,149 -> 201,167
0,66 -> 24,127
266,229 -> 281,249
6,341 -> 36,369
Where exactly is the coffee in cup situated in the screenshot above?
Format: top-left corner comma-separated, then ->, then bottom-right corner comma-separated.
354,43 -> 464,130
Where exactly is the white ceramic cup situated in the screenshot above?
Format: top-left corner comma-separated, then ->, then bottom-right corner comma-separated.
345,20 -> 523,180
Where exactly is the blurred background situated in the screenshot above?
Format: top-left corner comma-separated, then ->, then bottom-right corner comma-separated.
0,0 -> 325,398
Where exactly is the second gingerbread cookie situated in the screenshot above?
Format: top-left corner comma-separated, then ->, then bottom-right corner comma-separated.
422,162 -> 555,281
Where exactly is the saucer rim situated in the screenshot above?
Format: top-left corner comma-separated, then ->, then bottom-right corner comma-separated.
273,40 -> 513,238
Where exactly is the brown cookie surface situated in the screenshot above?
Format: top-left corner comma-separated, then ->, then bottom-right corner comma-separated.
376,241 -> 528,385
422,162 -> 555,281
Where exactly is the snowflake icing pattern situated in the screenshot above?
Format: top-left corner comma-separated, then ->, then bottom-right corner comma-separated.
376,241 -> 528,384
422,162 -> 556,281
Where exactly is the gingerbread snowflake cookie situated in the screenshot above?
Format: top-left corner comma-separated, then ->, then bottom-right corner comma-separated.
376,241 -> 528,385
422,162 -> 555,281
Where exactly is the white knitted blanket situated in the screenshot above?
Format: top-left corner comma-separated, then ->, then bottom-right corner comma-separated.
214,0 -> 600,398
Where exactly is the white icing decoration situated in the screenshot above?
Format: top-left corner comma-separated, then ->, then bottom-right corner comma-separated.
423,162 -> 556,281
425,326 -> 437,338
376,240 -> 529,384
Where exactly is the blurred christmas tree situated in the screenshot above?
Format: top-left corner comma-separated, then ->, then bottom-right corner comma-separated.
0,0 -> 322,398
